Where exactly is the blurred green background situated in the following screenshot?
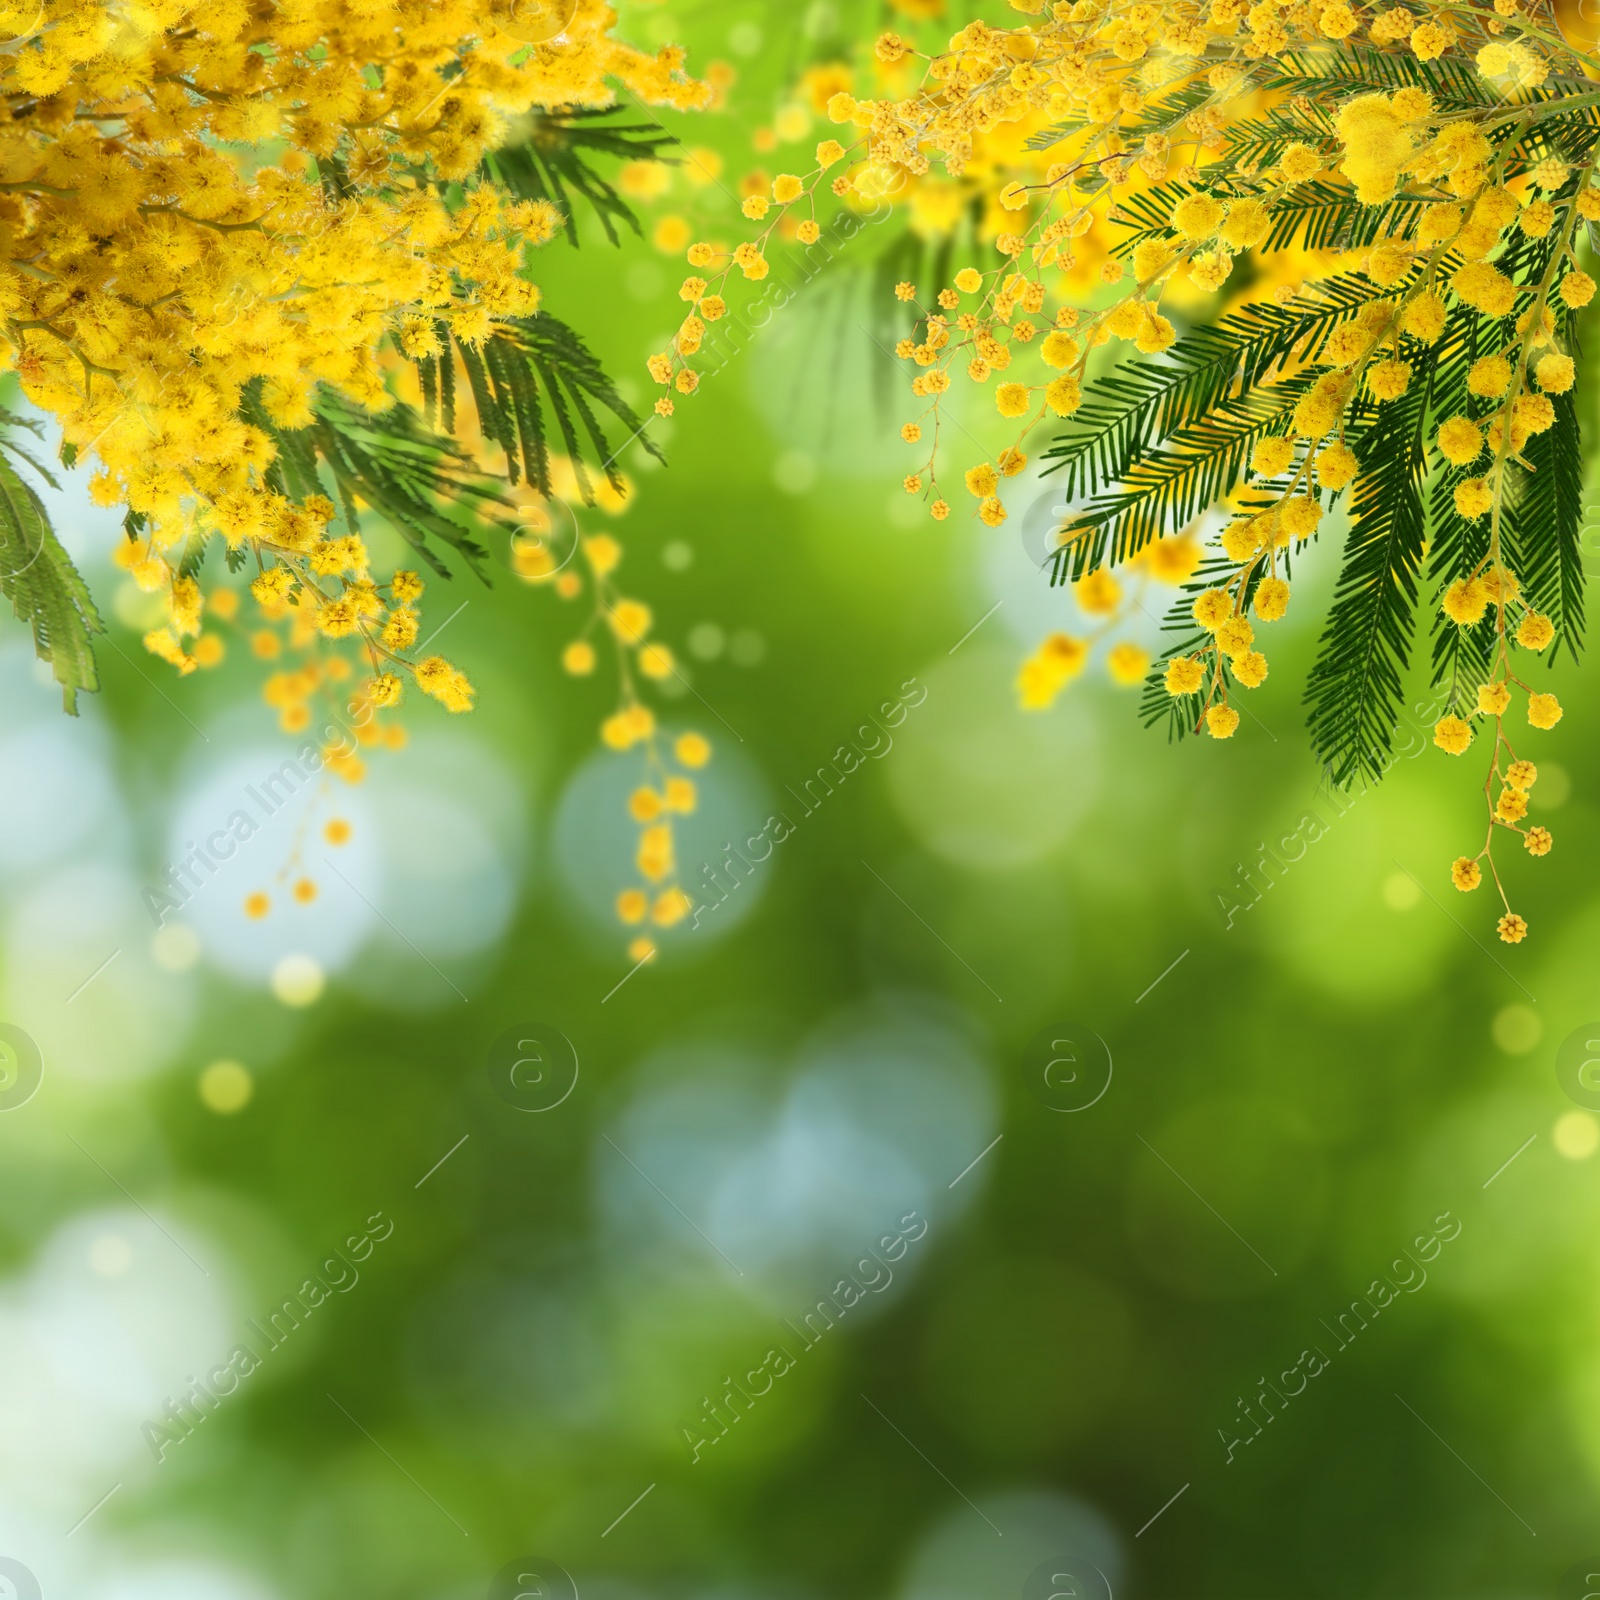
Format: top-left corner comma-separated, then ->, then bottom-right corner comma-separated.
2,3 -> 1600,1597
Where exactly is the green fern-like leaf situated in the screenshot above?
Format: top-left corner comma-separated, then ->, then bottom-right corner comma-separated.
0,449 -> 102,713
1041,272 -> 1391,574
415,313 -> 659,501
483,108 -> 677,246
1303,354 -> 1436,786
243,383 -> 509,581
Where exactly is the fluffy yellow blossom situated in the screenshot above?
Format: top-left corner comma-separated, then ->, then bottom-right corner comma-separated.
1477,681 -> 1511,716
1401,293 -> 1447,342
1252,437 -> 1296,477
1535,354 -> 1575,394
1232,650 -> 1269,688
1281,497 -> 1323,539
1453,262 -> 1516,316
1206,704 -> 1241,739
1254,577 -> 1291,621
1528,692 -> 1563,730
1216,616 -> 1255,657
1171,194 -> 1225,239
995,382 -> 1032,418
1496,786 -> 1528,822
1165,655 -> 1205,695
1560,271 -> 1595,308
1517,613 -> 1554,651
1045,375 -> 1083,415
1315,444 -> 1359,490
1467,355 -> 1513,398
1367,360 -> 1412,401
1436,418 -> 1482,465
1441,578 -> 1489,626
1336,95 -> 1413,203
1193,589 -> 1233,631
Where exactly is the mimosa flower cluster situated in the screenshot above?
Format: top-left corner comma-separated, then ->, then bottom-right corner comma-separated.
510,465 -> 705,966
658,0 -> 1598,942
0,0 -> 709,933
0,0 -> 704,697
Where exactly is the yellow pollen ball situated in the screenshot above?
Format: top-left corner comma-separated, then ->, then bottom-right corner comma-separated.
1254,577 -> 1291,621
1252,437 -> 1295,477
1165,655 -> 1205,695
1206,704 -> 1241,739
1528,692 -> 1562,729
676,732 -> 711,768
1441,578 -> 1488,625
1535,354 -> 1575,394
995,383 -> 1032,418
1436,417 -> 1482,465
1467,355 -> 1512,397
1232,650 -> 1268,688
1316,444 -> 1359,490
1192,589 -> 1233,631
1477,681 -> 1511,715
1517,613 -> 1554,651
1454,479 -> 1493,520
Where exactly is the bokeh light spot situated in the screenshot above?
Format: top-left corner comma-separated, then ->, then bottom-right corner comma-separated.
1536,761 -> 1571,809
88,1232 -> 133,1278
1381,870 -> 1420,910
151,923 -> 201,972
271,954 -> 324,1008
199,1058 -> 254,1113
688,622 -> 725,660
773,450 -> 816,493
1554,1110 -> 1598,1160
1492,1002 -> 1542,1055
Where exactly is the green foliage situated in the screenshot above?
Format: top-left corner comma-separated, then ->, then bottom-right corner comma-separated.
1041,271 -> 1386,575
414,312 -> 659,503
1504,378 -> 1585,663
1,301 -> 653,705
1265,45 -> 1496,106
0,428 -> 101,713
483,107 -> 678,245
1054,163 -> 1591,786
243,384 -> 508,582
1303,339 -> 1434,785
